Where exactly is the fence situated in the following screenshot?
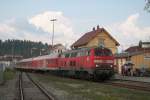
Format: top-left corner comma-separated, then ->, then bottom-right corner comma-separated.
0,64 -> 5,85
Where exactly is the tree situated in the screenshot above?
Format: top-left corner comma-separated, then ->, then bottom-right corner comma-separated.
145,0 -> 150,12
0,39 -> 49,58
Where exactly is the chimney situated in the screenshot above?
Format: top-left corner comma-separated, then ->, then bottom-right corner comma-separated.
97,25 -> 100,30
92,27 -> 95,31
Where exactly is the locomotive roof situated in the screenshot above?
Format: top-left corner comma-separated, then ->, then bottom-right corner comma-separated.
62,48 -> 90,54
34,53 -> 59,60
19,58 -> 33,63
18,47 -> 111,63
63,47 -> 110,54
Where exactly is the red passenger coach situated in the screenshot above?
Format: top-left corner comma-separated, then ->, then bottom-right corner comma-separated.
16,47 -> 114,80
16,54 -> 59,71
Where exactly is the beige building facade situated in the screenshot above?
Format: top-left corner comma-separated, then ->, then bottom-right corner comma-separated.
131,52 -> 150,70
115,41 -> 150,75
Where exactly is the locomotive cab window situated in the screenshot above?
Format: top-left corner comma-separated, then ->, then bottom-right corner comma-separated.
94,48 -> 112,56
80,51 -> 86,56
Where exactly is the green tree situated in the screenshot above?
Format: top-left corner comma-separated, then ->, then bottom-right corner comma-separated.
0,39 -> 49,58
145,0 -> 150,12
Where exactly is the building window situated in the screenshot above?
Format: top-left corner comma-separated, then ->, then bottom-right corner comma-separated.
98,38 -> 105,47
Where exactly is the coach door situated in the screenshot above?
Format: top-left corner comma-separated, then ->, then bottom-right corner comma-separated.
43,59 -> 47,70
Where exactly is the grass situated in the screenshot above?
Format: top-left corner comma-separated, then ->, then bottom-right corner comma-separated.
33,74 -> 150,100
4,68 -> 16,80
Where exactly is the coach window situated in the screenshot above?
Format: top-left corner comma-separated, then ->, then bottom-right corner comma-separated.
81,51 -> 86,56
62,54 -> 65,58
80,51 -> 83,56
75,52 -> 77,57
65,53 -> 70,58
86,50 -> 90,56
70,53 -> 73,57
71,52 -> 77,57
77,52 -> 80,57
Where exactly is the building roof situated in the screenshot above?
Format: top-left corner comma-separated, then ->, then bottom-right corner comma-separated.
116,41 -> 150,58
125,46 -> 150,53
71,26 -> 120,48
120,45 -> 150,57
48,44 -> 65,50
115,52 -> 129,58
125,46 -> 141,53
0,55 -> 23,61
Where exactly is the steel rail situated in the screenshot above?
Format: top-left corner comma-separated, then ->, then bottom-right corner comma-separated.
26,73 -> 56,100
105,80 -> 150,92
19,72 -> 24,100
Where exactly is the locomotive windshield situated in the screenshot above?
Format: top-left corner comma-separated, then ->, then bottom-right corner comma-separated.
94,48 -> 112,56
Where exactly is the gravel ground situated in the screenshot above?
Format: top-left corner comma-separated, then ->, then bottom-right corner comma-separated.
22,73 -> 49,100
1,71 -> 150,100
38,82 -> 90,100
31,73 -> 150,100
0,73 -> 17,100
31,74 -> 91,100
0,72 -> 50,100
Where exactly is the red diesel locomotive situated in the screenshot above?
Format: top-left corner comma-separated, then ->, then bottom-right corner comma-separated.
16,47 -> 114,80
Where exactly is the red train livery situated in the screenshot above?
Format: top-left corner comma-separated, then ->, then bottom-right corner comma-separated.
16,47 -> 114,80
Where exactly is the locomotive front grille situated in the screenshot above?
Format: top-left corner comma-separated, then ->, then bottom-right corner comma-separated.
95,64 -> 113,69
94,60 -> 113,63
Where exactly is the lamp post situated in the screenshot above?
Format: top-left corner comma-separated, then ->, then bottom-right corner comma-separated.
50,19 -> 57,49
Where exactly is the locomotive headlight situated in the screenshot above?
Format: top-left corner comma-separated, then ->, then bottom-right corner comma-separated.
96,64 -> 99,67
110,65 -> 113,68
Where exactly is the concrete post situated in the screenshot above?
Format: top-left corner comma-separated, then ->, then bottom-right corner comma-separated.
0,64 -> 4,84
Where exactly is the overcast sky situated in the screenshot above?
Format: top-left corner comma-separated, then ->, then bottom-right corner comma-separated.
0,0 -> 150,50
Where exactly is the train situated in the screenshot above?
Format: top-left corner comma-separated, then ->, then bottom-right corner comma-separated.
16,47 -> 115,80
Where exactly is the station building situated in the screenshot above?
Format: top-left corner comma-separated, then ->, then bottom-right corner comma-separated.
115,41 -> 150,74
48,44 -> 66,54
71,25 -> 120,54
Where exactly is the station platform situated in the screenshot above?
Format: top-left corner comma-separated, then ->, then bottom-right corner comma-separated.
114,74 -> 150,83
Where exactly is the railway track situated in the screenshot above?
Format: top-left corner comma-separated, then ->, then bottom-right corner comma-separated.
106,80 -> 150,92
26,73 -> 56,100
18,72 -> 24,100
36,72 -> 150,92
18,72 -> 56,100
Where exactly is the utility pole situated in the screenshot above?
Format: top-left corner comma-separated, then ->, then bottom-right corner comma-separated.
50,19 -> 57,49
